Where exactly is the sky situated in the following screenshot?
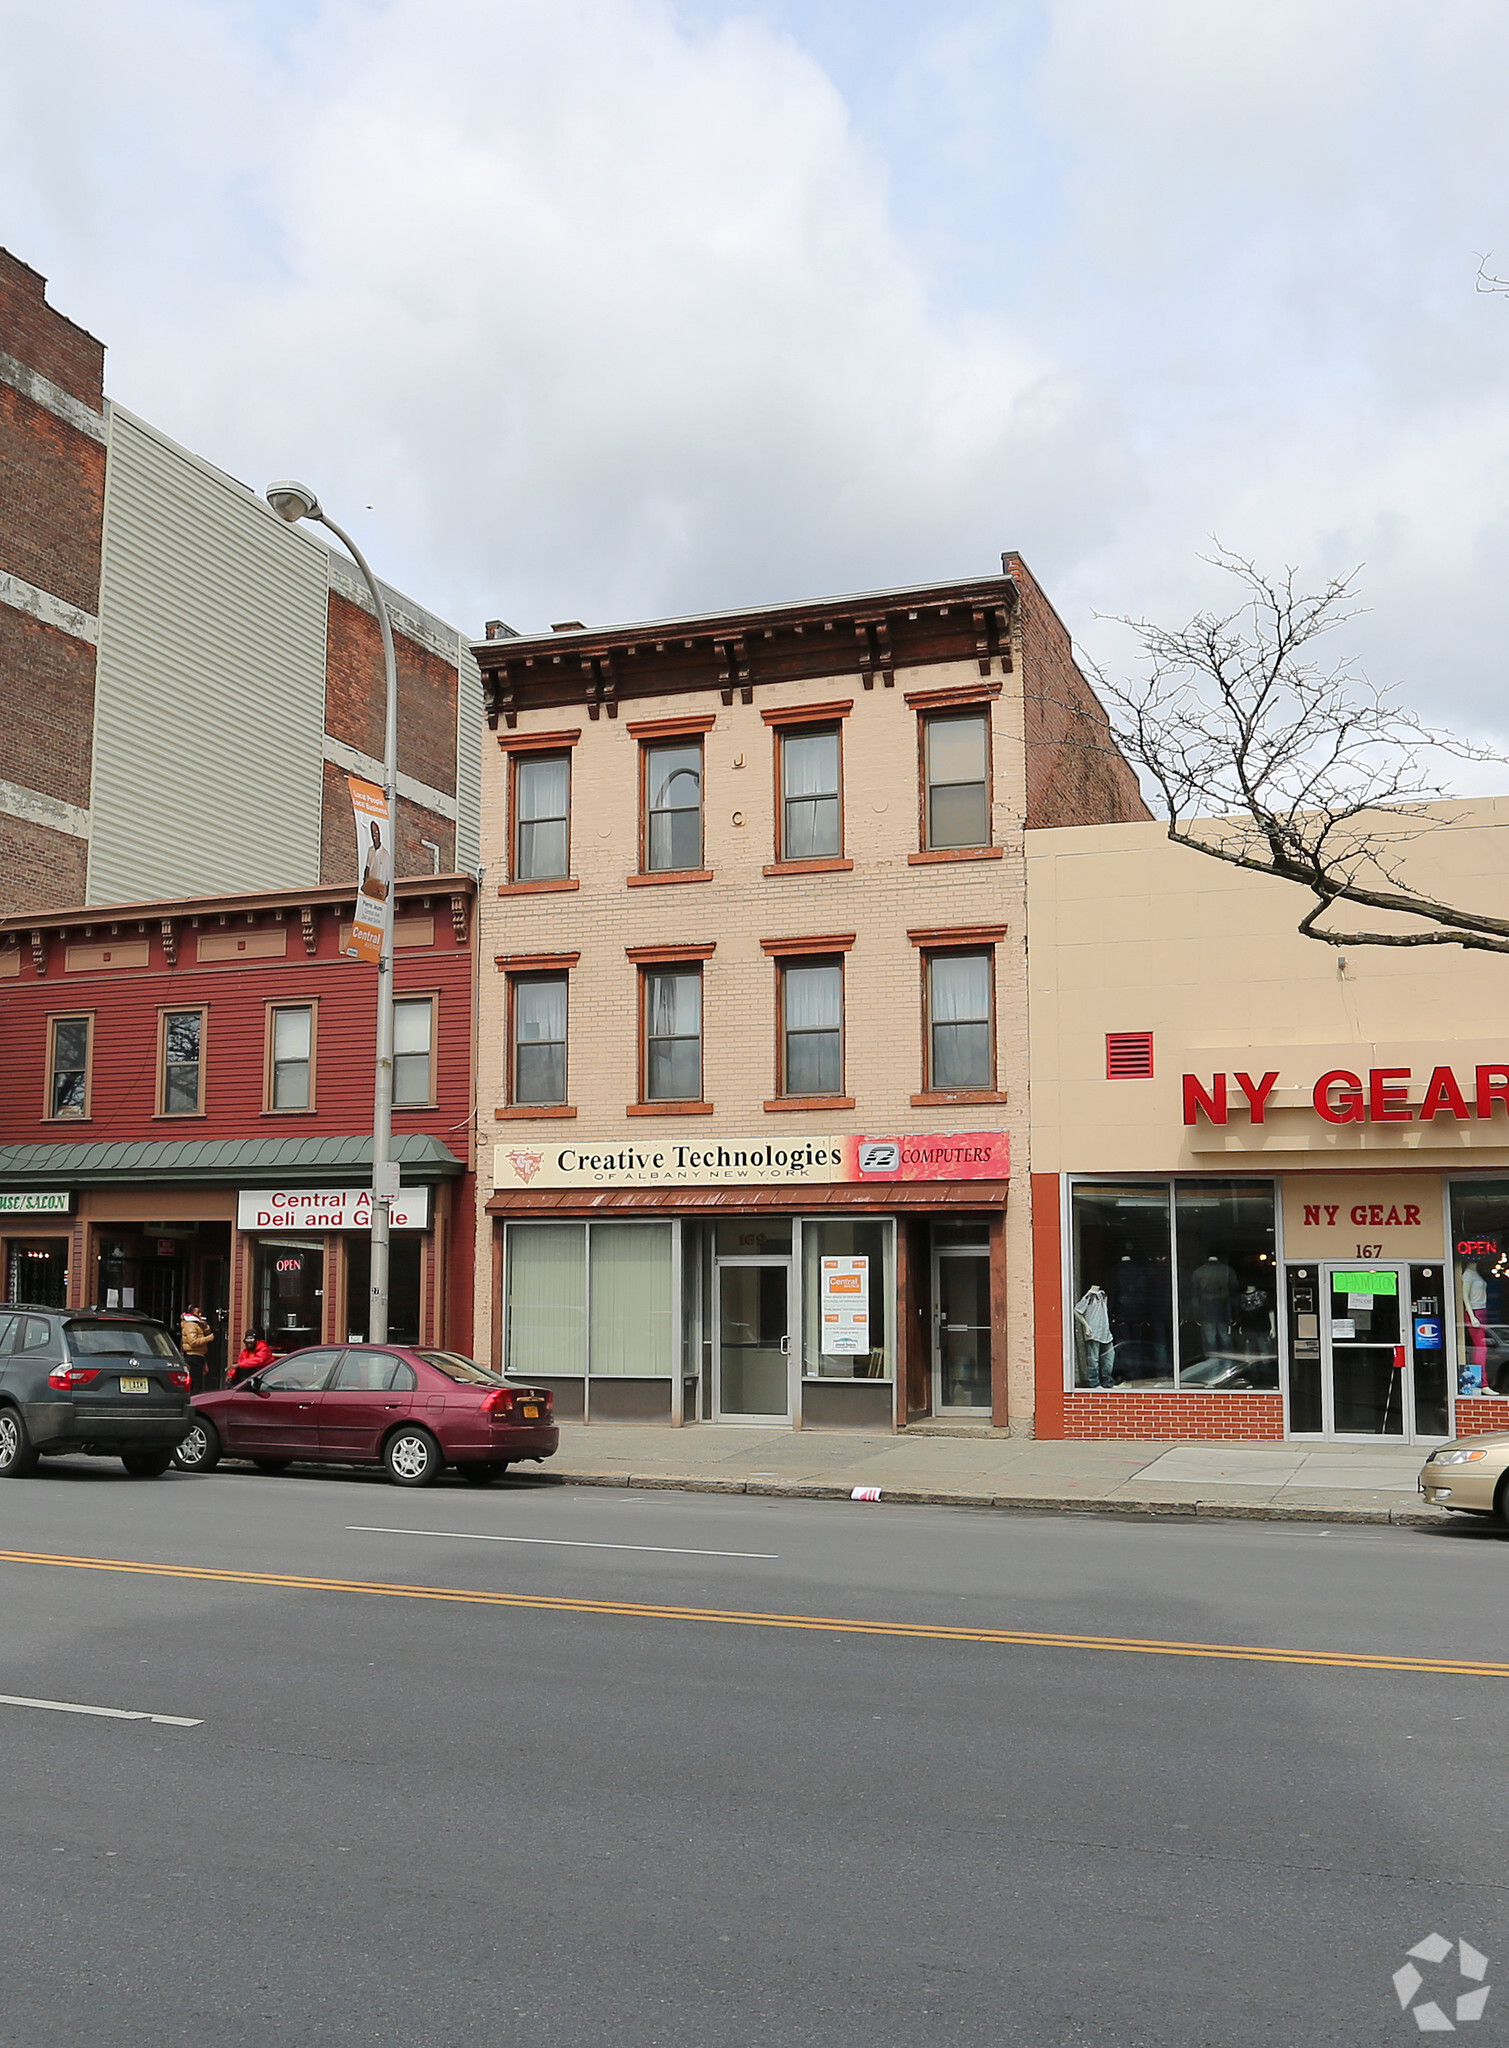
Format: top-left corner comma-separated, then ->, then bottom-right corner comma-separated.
4,0 -> 1509,747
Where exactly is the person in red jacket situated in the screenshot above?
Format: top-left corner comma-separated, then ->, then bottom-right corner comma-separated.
228,1329 -> 275,1385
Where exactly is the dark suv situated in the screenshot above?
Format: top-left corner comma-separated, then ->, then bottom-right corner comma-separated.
0,1305 -> 193,1478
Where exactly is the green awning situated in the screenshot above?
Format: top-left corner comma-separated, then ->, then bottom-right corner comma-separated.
0,1134 -> 467,1189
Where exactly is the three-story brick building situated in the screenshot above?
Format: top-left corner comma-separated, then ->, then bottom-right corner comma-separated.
471,562 -> 1146,1430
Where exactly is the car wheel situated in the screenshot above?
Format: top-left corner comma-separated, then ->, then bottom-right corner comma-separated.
251,1458 -> 291,1475
0,1407 -> 39,1478
173,1418 -> 222,1473
385,1426 -> 443,1488
462,1461 -> 508,1485
121,1448 -> 174,1478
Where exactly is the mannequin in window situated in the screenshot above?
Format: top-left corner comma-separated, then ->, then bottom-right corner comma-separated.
1234,1282 -> 1273,1361
1460,1259 -> 1489,1393
1188,1251 -> 1237,1356
1074,1283 -> 1115,1389
1110,1249 -> 1168,1376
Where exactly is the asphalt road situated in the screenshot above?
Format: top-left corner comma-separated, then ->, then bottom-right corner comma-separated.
1,1460 -> 1506,2048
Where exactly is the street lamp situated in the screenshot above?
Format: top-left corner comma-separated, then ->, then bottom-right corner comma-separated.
265,481 -> 400,1343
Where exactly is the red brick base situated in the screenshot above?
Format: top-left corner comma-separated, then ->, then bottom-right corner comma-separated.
1454,1397 -> 1509,1436
1061,1391 -> 1285,1440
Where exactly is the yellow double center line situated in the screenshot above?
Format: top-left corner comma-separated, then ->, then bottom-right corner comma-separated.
0,1546 -> 1500,1677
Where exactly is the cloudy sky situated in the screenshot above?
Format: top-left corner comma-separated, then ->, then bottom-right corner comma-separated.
4,0 -> 1509,743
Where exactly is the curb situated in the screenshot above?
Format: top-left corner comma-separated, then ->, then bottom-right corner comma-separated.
546,1468 -> 1451,1528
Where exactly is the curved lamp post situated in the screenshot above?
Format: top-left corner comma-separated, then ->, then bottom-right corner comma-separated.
265,481 -> 399,1343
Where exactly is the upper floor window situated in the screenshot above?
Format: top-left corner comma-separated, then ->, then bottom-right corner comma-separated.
392,997 -> 436,1108
643,742 -> 703,873
267,1004 -> 314,1112
513,753 -> 571,882
779,959 -> 843,1098
780,729 -> 841,861
159,1008 -> 205,1115
643,967 -> 702,1101
925,952 -> 994,1092
511,975 -> 568,1106
923,712 -> 990,849
48,1016 -> 92,1120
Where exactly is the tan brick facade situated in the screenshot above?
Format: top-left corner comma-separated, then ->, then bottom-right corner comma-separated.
472,568 -> 1144,1429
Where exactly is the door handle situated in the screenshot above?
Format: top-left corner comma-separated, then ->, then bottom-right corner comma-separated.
779,1335 -> 791,1355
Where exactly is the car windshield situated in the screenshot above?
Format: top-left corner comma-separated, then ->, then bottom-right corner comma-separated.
414,1350 -> 503,1385
65,1321 -> 178,1358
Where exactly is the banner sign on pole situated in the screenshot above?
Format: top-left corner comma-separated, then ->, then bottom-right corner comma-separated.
345,774 -> 392,963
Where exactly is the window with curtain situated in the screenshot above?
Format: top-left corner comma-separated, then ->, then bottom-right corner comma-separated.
923,712 -> 990,849
513,754 -> 571,880
506,1224 -> 587,1376
644,968 -> 702,1100
161,1010 -> 204,1114
269,1007 -> 312,1110
512,975 -> 568,1104
589,1223 -> 673,1374
926,952 -> 992,1090
392,998 -> 434,1106
780,730 -> 840,860
49,1017 -> 90,1118
781,959 -> 842,1096
644,743 -> 703,872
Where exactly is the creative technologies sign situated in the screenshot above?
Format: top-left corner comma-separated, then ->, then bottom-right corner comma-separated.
491,1132 -> 1010,1191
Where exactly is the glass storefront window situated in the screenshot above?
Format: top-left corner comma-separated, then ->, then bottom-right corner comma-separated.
590,1224 -> 673,1375
800,1219 -> 891,1380
1070,1184 -> 1173,1387
713,1220 -> 792,1257
254,1238 -> 324,1349
504,1222 -> 675,1377
6,1239 -> 68,1307
1174,1183 -> 1279,1389
1449,1182 -> 1509,1397
506,1225 -> 587,1378
343,1235 -> 423,1345
1069,1181 -> 1278,1390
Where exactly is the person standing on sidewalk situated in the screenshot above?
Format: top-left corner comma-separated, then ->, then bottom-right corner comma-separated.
179,1304 -> 215,1395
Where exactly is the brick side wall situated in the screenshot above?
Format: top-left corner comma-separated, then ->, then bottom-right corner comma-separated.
1006,553 -> 1149,830
0,813 -> 88,912
0,250 -> 105,408
323,591 -> 459,799
319,759 -> 457,883
0,609 -> 97,810
0,385 -> 106,612
1060,1390 -> 1286,1439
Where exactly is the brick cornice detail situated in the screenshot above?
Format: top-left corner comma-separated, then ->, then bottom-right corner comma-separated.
760,933 -> 855,956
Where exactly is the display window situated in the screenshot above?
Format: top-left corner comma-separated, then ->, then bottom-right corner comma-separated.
254,1238 -> 324,1350
1448,1182 -> 1509,1398
799,1218 -> 892,1381
5,1238 -> 68,1307
505,1221 -> 673,1378
1068,1179 -> 1278,1390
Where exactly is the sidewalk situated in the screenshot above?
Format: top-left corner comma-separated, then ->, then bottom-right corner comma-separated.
542,1424 -> 1455,1526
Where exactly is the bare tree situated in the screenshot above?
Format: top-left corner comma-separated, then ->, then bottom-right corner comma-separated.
1090,548 -> 1509,955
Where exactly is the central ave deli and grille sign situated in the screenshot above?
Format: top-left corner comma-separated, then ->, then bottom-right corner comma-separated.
236,1188 -> 431,1230
491,1132 -> 1010,1191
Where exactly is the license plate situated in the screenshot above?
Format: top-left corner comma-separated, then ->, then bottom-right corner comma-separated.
521,1405 -> 539,1419
119,1377 -> 150,1395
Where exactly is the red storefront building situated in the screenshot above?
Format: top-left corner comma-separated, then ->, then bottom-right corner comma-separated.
0,876 -> 477,1373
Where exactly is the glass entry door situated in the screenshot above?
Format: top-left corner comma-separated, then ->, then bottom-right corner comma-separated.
933,1249 -> 992,1412
1322,1264 -> 1409,1438
714,1260 -> 791,1421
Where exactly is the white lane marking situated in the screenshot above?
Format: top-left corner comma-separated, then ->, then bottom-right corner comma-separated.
0,1693 -> 200,1727
348,1525 -> 778,1560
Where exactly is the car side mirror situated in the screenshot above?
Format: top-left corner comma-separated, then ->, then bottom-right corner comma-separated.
251,1378 -> 270,1398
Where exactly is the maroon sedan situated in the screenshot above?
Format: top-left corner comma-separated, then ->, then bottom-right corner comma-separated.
172,1345 -> 558,1487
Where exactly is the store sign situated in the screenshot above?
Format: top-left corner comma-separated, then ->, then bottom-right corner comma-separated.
236,1187 -> 431,1231
0,1191 -> 70,1215
1279,1175 -> 1443,1259
1183,1063 -> 1509,1126
490,1131 -> 1009,1191
820,1256 -> 870,1355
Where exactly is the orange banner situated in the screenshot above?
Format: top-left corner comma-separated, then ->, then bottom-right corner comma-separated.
345,775 -> 391,963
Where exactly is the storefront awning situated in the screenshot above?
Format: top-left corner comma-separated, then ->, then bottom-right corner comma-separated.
486,1180 -> 1009,1217
0,1134 -> 467,1189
